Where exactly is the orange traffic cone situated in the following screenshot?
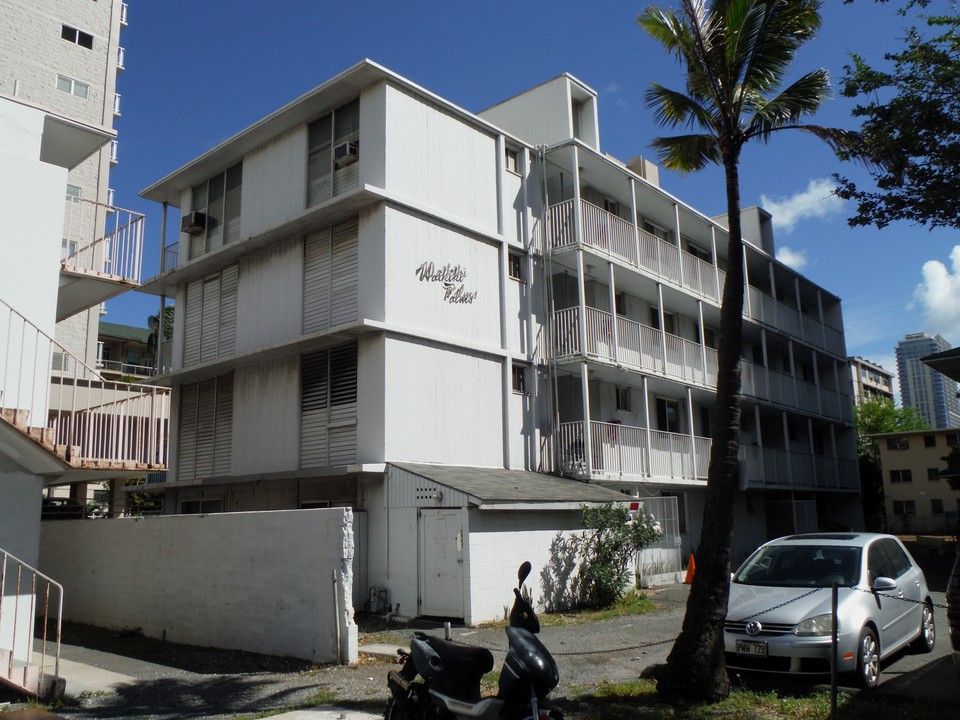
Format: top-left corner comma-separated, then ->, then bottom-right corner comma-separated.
683,553 -> 696,584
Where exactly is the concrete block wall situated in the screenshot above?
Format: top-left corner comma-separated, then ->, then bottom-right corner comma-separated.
466,509 -> 584,624
39,508 -> 357,664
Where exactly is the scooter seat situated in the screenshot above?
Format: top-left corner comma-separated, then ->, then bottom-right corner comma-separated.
417,633 -> 494,702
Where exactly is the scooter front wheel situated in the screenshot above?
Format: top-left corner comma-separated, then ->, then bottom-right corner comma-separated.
384,698 -> 418,720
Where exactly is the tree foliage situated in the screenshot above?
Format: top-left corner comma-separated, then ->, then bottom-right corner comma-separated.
638,0 -> 862,703
576,503 -> 662,608
146,304 -> 175,358
835,0 -> 960,229
940,446 -> 960,491
853,395 -> 929,463
853,396 -> 929,522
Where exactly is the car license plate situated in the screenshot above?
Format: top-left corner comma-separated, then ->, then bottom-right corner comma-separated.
736,640 -> 767,657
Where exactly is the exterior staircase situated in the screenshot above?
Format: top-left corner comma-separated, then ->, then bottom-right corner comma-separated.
0,548 -> 65,699
0,298 -> 170,472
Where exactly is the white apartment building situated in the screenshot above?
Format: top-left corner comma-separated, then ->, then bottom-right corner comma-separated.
139,60 -> 861,623
849,356 -> 895,406
0,1 -> 166,696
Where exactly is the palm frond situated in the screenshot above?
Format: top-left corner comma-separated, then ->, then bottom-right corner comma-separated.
740,1 -> 823,97
645,83 -> 717,130
649,133 -> 721,172
743,69 -> 832,138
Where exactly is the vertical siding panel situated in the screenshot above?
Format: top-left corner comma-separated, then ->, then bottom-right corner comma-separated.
219,265 -> 239,356
300,350 -> 330,467
183,280 -> 203,366
178,383 -> 198,480
200,276 -> 221,362
214,374 -> 234,476
330,219 -> 358,326
194,379 -> 216,477
303,230 -> 331,333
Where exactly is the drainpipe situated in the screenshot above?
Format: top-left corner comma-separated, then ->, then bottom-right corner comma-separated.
607,261 -> 618,363
642,376 -> 652,478
686,386 -> 697,481
657,283 -> 667,371
156,202 -> 168,374
630,178 -> 640,265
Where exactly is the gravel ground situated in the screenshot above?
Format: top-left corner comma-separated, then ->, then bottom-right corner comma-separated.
0,585 -> 690,720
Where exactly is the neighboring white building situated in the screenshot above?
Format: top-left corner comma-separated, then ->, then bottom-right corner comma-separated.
138,60 -> 861,623
849,356 -> 895,406
0,2 -> 166,695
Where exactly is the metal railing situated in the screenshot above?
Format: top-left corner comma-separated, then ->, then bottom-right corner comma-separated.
161,241 -> 179,272
0,299 -> 170,469
62,195 -> 144,285
96,359 -> 155,377
0,549 -> 63,698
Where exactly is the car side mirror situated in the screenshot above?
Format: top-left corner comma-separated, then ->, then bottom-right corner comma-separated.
872,576 -> 897,592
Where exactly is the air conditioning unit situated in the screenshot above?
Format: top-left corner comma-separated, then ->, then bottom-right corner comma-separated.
180,211 -> 206,235
334,140 -> 359,168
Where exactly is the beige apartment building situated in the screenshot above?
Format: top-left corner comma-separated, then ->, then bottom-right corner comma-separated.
874,428 -> 960,534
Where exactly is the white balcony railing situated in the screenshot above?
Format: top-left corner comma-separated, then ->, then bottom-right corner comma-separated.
116,46 -> 125,70
62,195 -> 144,285
120,2 -> 129,26
113,92 -> 121,116
0,299 -> 170,469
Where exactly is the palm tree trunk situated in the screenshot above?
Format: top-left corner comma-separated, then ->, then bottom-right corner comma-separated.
655,157 -> 746,703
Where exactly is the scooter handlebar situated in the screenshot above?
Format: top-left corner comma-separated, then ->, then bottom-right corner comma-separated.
508,587 -> 541,634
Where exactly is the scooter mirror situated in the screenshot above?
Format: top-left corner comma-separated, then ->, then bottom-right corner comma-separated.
517,561 -> 532,588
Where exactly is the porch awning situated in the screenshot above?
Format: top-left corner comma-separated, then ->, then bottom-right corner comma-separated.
390,462 -> 628,510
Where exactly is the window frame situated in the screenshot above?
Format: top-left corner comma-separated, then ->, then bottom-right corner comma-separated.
615,386 -> 631,412
505,147 -> 520,174
56,74 -> 89,98
61,24 -> 94,49
507,251 -> 524,281
890,469 -> 913,483
511,363 -> 528,395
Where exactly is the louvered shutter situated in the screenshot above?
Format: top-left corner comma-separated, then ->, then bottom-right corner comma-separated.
300,350 -> 329,467
199,275 -> 221,362
328,343 -> 357,465
218,265 -> 238,356
223,164 -> 242,244
206,171 -> 225,252
194,378 -> 216,478
189,183 -> 207,260
183,280 -> 203,366
303,230 -> 331,333
213,374 -> 233,476
178,382 -> 198,480
333,100 -> 360,196
330,220 -> 358,326
307,115 -> 332,207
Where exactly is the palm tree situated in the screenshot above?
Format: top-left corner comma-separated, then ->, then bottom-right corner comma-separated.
637,0 -> 863,703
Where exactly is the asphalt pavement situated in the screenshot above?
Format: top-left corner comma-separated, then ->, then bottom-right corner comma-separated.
3,545 -> 957,718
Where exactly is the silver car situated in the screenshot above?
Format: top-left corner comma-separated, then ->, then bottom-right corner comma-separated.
724,533 -> 935,689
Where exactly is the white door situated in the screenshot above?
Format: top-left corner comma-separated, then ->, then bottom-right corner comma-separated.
418,508 -> 465,618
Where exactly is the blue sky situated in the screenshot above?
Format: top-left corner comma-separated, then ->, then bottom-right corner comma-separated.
106,0 -> 960,397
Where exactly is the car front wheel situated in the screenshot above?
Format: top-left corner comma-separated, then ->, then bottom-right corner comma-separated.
911,602 -> 936,653
855,627 -> 880,689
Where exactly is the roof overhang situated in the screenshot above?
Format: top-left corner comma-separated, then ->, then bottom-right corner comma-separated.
922,346 -> 960,383
390,462 -> 629,509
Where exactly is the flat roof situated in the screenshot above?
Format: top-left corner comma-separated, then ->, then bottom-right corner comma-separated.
391,462 -> 628,508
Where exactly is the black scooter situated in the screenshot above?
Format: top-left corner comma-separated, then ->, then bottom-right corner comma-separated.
385,561 -> 562,720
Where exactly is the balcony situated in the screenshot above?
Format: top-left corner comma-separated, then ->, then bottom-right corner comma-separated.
120,2 -> 129,26
96,359 -> 155,379
550,305 -> 850,420
547,199 -> 724,303
58,195 -> 145,320
555,418 -> 857,491
558,420 -> 710,483
0,300 -> 170,475
745,286 -> 846,357
116,46 -> 125,72
113,92 -> 121,117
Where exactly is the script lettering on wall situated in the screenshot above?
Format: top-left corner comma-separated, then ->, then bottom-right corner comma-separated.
414,261 -> 478,304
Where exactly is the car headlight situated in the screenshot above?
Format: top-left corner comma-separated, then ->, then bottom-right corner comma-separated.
795,613 -> 836,636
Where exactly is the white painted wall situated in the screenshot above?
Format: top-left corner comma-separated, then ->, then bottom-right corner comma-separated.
0,101 -> 65,339
39,509 -> 358,664
0,474 -> 44,565
383,84 -> 498,233
383,206 -> 500,346
356,335 -> 385,463
478,76 -> 575,149
236,236 -> 304,352
240,125 -> 308,239
232,356 -> 301,475
466,509 -> 584,624
383,337 -> 503,466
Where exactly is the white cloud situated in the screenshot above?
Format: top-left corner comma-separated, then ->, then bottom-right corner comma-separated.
775,246 -> 808,271
604,81 -> 621,95
912,245 -> 960,343
759,178 -> 844,234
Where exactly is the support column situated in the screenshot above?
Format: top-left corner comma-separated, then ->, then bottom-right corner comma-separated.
643,375 -> 652,478
607,262 -> 619,363
687,386 -> 697,481
581,362 -> 593,476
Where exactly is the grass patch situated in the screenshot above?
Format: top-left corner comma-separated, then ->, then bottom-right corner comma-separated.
562,680 -> 959,719
539,591 -> 658,627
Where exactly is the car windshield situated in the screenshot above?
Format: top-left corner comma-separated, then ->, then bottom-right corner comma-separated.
733,545 -> 861,587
